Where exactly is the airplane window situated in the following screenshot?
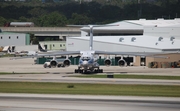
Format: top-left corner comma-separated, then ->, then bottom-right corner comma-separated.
87,57 -> 90,61
82,57 -> 90,61
1,36 -> 2,39
82,57 -> 85,61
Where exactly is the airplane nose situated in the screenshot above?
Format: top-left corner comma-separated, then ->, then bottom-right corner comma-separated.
83,61 -> 88,65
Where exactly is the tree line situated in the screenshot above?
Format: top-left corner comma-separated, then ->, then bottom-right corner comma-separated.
0,0 -> 180,27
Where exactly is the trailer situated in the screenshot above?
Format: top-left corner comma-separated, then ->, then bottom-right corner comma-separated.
9,22 -> 34,27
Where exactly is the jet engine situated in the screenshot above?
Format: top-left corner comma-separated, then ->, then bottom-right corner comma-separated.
104,59 -> 112,66
50,59 -> 71,68
63,59 -> 71,67
118,59 -> 127,67
50,60 -> 58,68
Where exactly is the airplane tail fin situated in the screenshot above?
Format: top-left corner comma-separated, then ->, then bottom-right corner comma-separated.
67,24 -> 119,51
7,47 -> 11,54
38,43 -> 47,52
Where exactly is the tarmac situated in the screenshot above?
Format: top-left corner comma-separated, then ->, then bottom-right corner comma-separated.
0,93 -> 180,111
0,57 -> 180,111
0,57 -> 180,76
0,57 -> 180,85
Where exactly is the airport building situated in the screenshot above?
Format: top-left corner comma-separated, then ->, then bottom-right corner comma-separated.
0,32 -> 30,46
39,41 -> 66,51
66,18 -> 180,66
0,32 -> 33,52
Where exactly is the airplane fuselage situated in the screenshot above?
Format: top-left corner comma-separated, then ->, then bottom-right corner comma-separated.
75,51 -> 102,73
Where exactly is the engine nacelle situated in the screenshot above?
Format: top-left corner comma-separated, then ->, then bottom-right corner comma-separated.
118,59 -> 127,67
63,59 -> 71,67
50,59 -> 71,67
104,59 -> 112,66
50,60 -> 58,68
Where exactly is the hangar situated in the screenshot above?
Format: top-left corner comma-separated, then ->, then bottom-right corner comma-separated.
0,32 -> 34,53
0,32 -> 30,46
67,18 -> 180,66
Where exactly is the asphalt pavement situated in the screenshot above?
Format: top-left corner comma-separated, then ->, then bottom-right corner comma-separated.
1,57 -> 180,85
0,57 -> 180,111
0,57 -> 180,75
0,93 -> 180,111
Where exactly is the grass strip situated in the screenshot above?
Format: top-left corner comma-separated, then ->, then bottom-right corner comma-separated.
1,73 -> 180,80
0,72 -> 12,74
0,81 -> 180,97
70,74 -> 180,80
0,72 -> 45,75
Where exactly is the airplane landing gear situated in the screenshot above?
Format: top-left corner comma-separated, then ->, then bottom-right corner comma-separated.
94,69 -> 103,73
74,69 -> 83,73
74,69 -> 103,74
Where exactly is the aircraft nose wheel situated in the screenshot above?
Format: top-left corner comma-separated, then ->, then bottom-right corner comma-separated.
74,69 -> 78,73
94,69 -> 103,73
74,69 -> 83,73
75,69 -> 103,74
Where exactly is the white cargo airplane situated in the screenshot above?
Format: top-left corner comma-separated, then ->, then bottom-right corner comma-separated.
38,25 -> 168,74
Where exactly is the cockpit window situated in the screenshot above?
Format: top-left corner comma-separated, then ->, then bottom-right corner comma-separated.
82,57 -> 90,61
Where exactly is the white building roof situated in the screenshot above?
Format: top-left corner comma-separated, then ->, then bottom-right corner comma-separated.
91,18 -> 180,30
81,18 -> 180,36
107,18 -> 180,28
116,18 -> 180,27
81,21 -> 143,31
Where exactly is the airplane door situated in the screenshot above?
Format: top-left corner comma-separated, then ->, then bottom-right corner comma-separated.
44,45 -> 47,50
141,56 -> 146,66
11,46 -> 15,52
50,44 -> 52,50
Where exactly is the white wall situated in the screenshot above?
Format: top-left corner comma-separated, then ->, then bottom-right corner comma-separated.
15,45 -> 38,52
67,37 -> 161,52
0,33 -> 26,47
144,27 -> 180,39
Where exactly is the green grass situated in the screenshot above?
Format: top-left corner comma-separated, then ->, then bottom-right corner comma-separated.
0,72 -> 12,74
70,74 -> 180,80
0,82 -> 180,97
0,54 -> 15,57
0,72 -> 45,75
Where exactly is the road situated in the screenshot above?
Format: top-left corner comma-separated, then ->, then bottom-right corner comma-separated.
0,93 -> 180,111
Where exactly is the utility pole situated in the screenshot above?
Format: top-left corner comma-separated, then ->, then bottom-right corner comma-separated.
137,0 -> 142,18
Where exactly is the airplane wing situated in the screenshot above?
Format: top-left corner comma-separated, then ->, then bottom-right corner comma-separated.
38,50 -> 168,58
10,51 -> 81,60
10,55 -> 38,60
37,51 -> 81,56
94,51 -> 169,58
